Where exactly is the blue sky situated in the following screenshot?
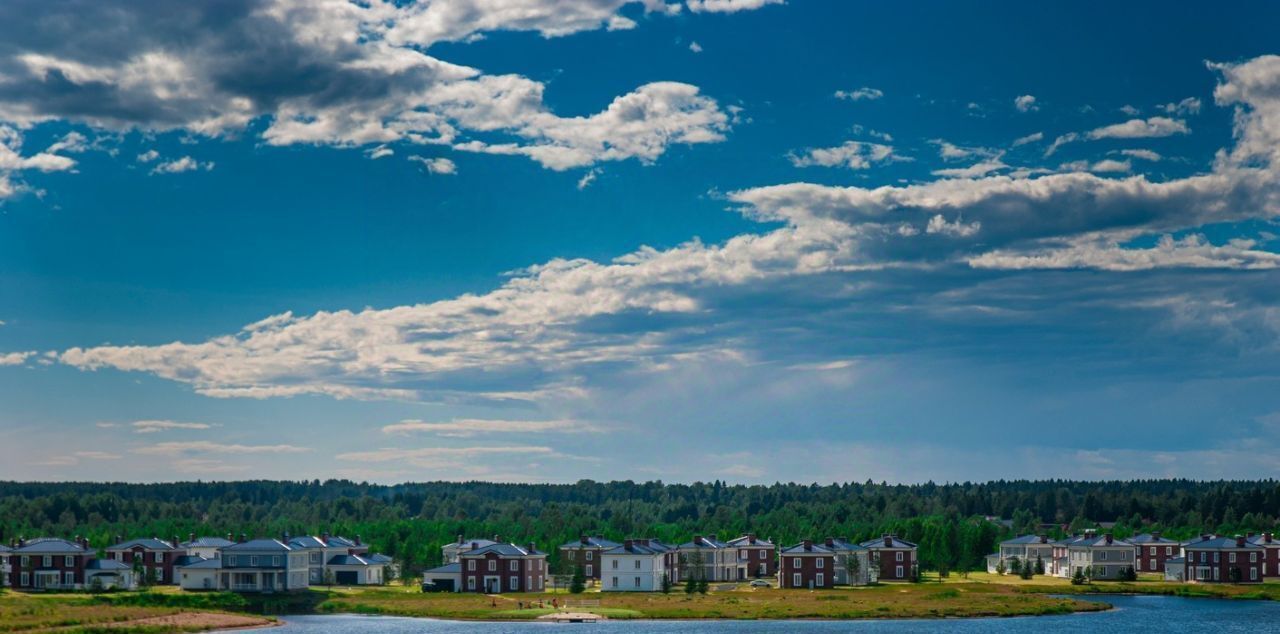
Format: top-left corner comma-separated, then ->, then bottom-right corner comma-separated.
2,0 -> 1279,483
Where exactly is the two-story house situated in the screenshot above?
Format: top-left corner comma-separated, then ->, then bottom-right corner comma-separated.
558,535 -> 619,582
1184,535 -> 1264,583
988,534 -> 1056,575
459,542 -> 546,593
1066,532 -> 1135,580
217,538 -> 309,592
106,536 -> 180,585
601,539 -> 669,591
1130,533 -> 1180,574
727,534 -> 776,579
780,540 -> 835,589
0,543 -> 10,588
288,533 -> 369,585
179,535 -> 235,560
675,535 -> 738,583
860,534 -> 917,581
1246,533 -> 1280,578
8,537 -> 95,590
822,537 -> 872,585
442,535 -> 497,564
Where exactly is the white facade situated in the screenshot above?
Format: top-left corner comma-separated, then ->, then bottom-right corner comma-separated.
602,543 -> 667,592
676,537 -> 738,583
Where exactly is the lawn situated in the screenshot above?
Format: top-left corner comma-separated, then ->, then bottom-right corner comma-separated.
313,582 -> 1107,620
0,590 -> 273,633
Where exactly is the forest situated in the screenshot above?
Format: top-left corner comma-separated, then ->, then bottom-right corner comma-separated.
1,479 -> 1277,577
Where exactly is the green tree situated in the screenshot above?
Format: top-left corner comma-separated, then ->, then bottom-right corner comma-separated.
1008,556 -> 1022,575
1070,567 -> 1086,585
660,573 -> 672,594
1034,555 -> 1045,575
569,565 -> 585,594
995,558 -> 1006,575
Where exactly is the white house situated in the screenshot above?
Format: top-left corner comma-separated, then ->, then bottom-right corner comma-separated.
822,537 -> 872,585
177,557 -> 221,591
324,554 -> 384,585
675,535 -> 738,583
601,539 -> 669,592
179,535 -> 235,560
288,534 -> 368,585
421,562 -> 462,592
988,534 -> 1056,575
0,544 -> 10,587
442,536 -> 498,564
85,559 -> 135,590
218,538 -> 310,592
1066,533 -> 1136,580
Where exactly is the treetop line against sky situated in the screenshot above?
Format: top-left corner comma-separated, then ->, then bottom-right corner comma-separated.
1,1 -> 1279,484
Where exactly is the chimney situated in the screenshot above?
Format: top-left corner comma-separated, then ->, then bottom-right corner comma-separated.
189,533 -> 196,544
1202,535 -> 1211,542
172,535 -> 179,549
114,534 -> 122,545
580,534 -> 589,545
355,535 -> 362,545
884,536 -> 893,548
1152,532 -> 1161,541
1236,535 -> 1246,548
824,537 -> 835,548
625,539 -> 634,550
457,534 -> 464,544
528,542 -> 537,553
693,535 -> 703,546
493,534 -> 501,543
1266,533 -> 1274,544
1039,535 -> 1048,544
226,533 -> 233,542
81,537 -> 89,550
322,532 -> 330,542
17,537 -> 25,548
803,539 -> 813,550
238,533 -> 246,544
471,541 -> 478,550
1248,532 -> 1256,538
1104,533 -> 1113,545
281,532 -> 289,545
748,533 -> 756,545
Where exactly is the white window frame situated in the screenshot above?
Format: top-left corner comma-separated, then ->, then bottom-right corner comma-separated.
43,556 -> 52,567
586,551 -> 593,561
155,568 -> 163,582
1230,553 -> 1236,564
509,575 -> 518,590
896,551 -> 903,562
488,560 -> 496,572
467,576 -> 476,590
273,556 -> 281,567
154,552 -> 163,564
510,560 -> 518,571
63,571 -> 75,587
896,565 -> 904,578
586,564 -> 593,577
816,572 -> 824,587
250,556 -> 258,566
467,560 -> 476,571
1251,567 -> 1258,581
792,558 -> 800,569
65,555 -> 74,567
20,572 -> 29,587
792,573 -> 801,587
816,558 -> 824,569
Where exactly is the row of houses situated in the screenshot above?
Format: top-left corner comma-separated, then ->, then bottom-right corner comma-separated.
0,532 -> 394,592
987,530 -> 1280,584
421,533 -> 919,593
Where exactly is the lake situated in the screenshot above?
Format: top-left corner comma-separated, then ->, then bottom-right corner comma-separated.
244,595 -> 1280,633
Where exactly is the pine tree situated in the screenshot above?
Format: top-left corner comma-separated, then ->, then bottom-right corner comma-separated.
1034,554 -> 1045,575
569,565 -> 585,594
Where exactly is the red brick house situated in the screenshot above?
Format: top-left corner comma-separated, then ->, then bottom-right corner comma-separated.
1184,535 -> 1264,583
557,535 -> 618,582
8,537 -> 95,590
779,539 -> 835,589
727,534 -> 776,579
459,542 -> 546,593
1129,532 -> 1180,574
1247,533 -> 1280,578
106,536 -> 181,585
860,534 -> 917,581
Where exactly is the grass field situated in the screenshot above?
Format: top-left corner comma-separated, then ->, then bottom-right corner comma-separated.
0,590 -> 273,633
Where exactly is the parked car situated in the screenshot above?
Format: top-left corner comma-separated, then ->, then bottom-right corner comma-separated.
749,579 -> 772,588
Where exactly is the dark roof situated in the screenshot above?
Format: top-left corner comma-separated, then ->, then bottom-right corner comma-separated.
1052,535 -> 1092,547
1166,556 -> 1186,563
1247,535 -> 1279,547
727,535 -> 775,548
821,538 -> 866,552
558,536 -> 619,549
860,535 -> 917,549
327,554 -> 372,566
363,553 -> 393,564
678,537 -> 730,549
1184,536 -> 1264,551
461,543 -> 545,558
179,558 -> 224,569
288,536 -> 326,549
181,536 -> 235,549
424,562 -> 462,574
173,555 -> 208,567
444,538 -> 496,550
602,543 -> 664,556
86,559 -> 132,570
0,544 -> 10,552
1128,533 -> 1178,545
14,538 -> 89,554
999,535 -> 1053,546
108,538 -> 176,551
781,542 -> 835,555
223,538 -> 292,552
1069,535 -> 1134,548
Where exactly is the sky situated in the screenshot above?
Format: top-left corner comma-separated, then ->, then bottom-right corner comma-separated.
2,0 -> 1280,484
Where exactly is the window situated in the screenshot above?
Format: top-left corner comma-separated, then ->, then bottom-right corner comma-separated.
20,573 -> 29,587
156,568 -> 163,582
586,564 -> 593,577
509,576 -> 518,590
528,575 -> 532,589
154,552 -> 163,564
63,572 -> 74,587
114,552 -> 121,561
895,552 -> 903,562
634,560 -> 641,570
43,556 -> 52,567
634,576 -> 641,588
273,556 -> 280,567
1149,547 -> 1156,556
586,551 -> 593,561
65,556 -> 74,567
816,558 -> 824,569
611,576 -> 618,588
1135,559 -> 1141,571
612,560 -> 618,570
1099,551 -> 1107,561
488,560 -> 496,572
1251,568 -> 1258,581
792,558 -> 800,569
250,556 -> 258,566
510,560 -> 518,571
467,560 -> 475,571
896,565 -> 904,578
1230,553 -> 1237,564
792,573 -> 801,587
467,577 -> 476,590
1199,552 -> 1206,563
1165,547 -> 1172,556
759,550 -> 765,559
816,573 -> 824,587
21,556 -> 29,568
1250,553 -> 1257,563
227,555 -> 237,566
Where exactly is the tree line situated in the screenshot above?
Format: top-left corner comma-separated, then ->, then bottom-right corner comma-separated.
1,479 -> 1276,578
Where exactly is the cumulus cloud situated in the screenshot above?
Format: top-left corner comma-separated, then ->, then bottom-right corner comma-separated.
787,141 -> 903,170
149,156 -> 214,175
686,0 -> 783,13
0,350 -> 35,365
409,155 -> 456,174
1014,94 -> 1038,112
834,87 -> 884,102
0,0 -> 761,178
1011,132 -> 1043,147
1087,116 -> 1189,139
1161,97 -> 1202,116
53,55 -> 1280,404
1119,149 -> 1162,162
0,125 -> 77,198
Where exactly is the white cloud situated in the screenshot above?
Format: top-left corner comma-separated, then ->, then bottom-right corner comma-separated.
931,158 -> 1008,179
577,168 -> 600,190
1011,132 -> 1043,147
1014,94 -> 1038,112
366,145 -> 394,159
136,149 -> 160,163
133,441 -> 311,455
1087,116 -> 1189,140
0,126 -> 77,198
1119,149 -> 1162,162
0,350 -> 35,366
381,418 -> 600,437
1161,97 -> 1202,116
1119,104 -> 1141,116
685,0 -> 783,13
971,234 -> 1280,272
1088,159 -> 1132,173
787,141 -> 902,170
689,41 -> 703,53
130,420 -> 214,434
834,87 -> 884,102
149,156 -> 214,175
409,155 -> 457,175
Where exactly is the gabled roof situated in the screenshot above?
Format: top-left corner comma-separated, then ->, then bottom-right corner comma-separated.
781,542 -> 835,555
14,538 -> 90,554
108,538 -> 176,551
1166,556 -> 1186,563
289,535 -> 361,550
602,543 -> 664,556
223,538 -> 292,552
86,559 -> 131,571
327,554 -> 371,566
0,544 -> 10,553
445,538 -> 497,550
727,535 -> 775,548
179,557 -> 224,569
1247,534 -> 1280,547
424,562 -> 461,574
325,535 -> 360,548
859,535 -> 917,549
461,543 -> 545,558
1183,536 -> 1264,551
999,534 -> 1054,546
678,537 -> 730,549
558,536 -> 619,549
173,555 -> 208,567
1052,534 -> 1091,547
821,538 -> 866,552
363,553 -> 393,564
181,536 -> 235,549
1128,533 -> 1178,545
1070,535 -> 1134,548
